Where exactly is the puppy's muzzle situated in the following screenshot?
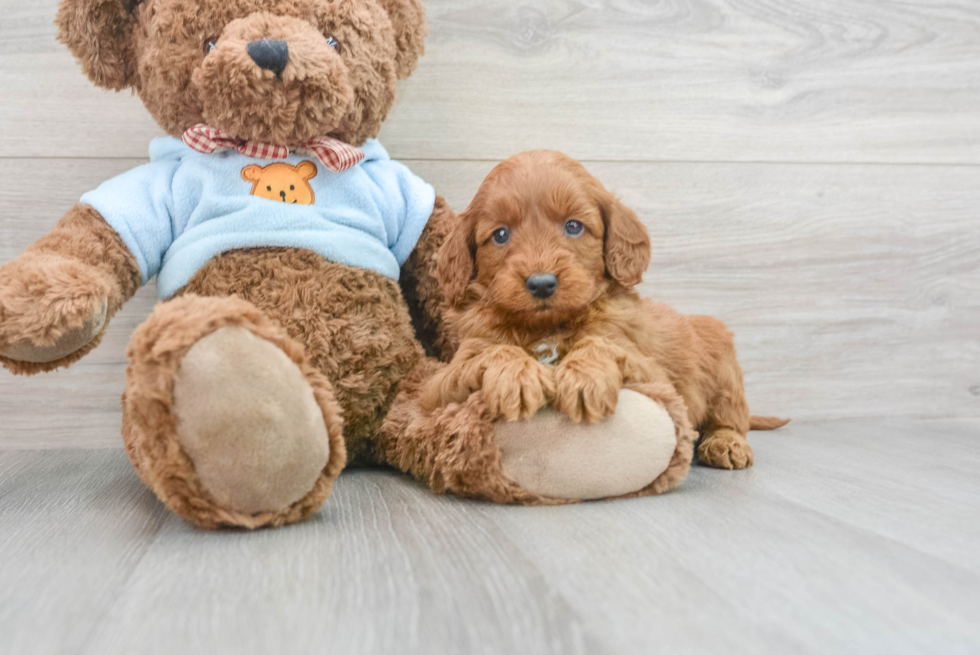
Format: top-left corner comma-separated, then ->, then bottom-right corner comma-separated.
526,273 -> 558,299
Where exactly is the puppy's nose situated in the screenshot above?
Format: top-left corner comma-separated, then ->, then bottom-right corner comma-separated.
526,273 -> 558,299
247,39 -> 289,77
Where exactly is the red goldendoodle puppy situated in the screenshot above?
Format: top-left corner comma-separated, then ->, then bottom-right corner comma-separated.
422,150 -> 787,469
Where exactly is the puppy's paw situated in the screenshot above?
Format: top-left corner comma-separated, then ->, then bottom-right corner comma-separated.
482,356 -> 556,421
419,365 -> 470,411
554,358 -> 621,424
698,429 -> 754,469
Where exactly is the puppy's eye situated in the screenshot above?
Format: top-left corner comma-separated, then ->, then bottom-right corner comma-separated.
325,36 -> 341,52
564,219 -> 584,237
491,227 -> 510,245
204,36 -> 219,55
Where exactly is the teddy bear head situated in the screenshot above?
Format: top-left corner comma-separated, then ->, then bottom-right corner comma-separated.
56,0 -> 426,147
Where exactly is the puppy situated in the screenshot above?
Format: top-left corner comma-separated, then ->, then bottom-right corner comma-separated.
422,150 -> 787,469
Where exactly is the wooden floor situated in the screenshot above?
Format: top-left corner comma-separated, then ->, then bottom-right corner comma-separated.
2,419 -> 979,654
1,0 -> 979,652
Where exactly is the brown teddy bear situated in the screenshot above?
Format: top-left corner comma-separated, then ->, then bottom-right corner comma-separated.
0,0 -> 693,529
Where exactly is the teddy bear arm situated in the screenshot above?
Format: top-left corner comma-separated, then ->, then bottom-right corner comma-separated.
400,194 -> 457,360
0,204 -> 141,374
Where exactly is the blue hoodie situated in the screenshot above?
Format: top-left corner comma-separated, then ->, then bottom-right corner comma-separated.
81,137 -> 435,298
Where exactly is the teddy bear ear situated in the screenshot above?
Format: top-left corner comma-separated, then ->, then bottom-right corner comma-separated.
377,0 -> 428,79
56,0 -> 142,91
296,161 -> 319,181
241,165 -> 262,183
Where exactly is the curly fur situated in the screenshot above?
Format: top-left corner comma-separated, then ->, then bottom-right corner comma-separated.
380,362 -> 697,504
0,205 -> 139,374
400,196 -> 462,361
181,247 -> 424,466
0,0 -> 444,528
4,0 -> 696,524
57,0 -> 425,146
378,357 -> 558,505
429,151 -> 788,469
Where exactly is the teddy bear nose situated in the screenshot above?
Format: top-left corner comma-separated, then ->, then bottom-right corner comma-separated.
247,39 -> 289,77
526,273 -> 558,299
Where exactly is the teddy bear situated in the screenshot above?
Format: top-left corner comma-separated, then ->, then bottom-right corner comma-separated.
0,0 -> 693,529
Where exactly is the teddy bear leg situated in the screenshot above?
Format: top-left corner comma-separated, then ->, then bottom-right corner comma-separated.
380,361 -> 695,504
121,294 -> 346,529
493,382 -> 697,501
378,357 -> 558,505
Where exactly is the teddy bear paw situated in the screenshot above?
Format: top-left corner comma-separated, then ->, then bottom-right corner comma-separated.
0,255 -> 110,365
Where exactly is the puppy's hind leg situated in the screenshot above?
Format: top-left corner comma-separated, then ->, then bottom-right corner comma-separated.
696,346 -> 754,470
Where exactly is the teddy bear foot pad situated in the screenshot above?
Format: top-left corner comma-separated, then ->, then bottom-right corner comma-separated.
494,389 -> 686,500
120,295 -> 346,529
172,326 -> 332,514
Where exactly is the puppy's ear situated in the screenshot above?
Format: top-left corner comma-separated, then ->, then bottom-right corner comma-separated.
437,210 -> 476,306
57,0 -> 142,91
377,0 -> 427,79
602,193 -> 651,288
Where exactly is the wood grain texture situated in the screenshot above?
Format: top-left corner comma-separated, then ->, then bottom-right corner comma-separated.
1,2 -> 978,653
0,450 -> 167,655
1,0 -> 979,162
1,419 -> 979,655
1,157 -> 977,447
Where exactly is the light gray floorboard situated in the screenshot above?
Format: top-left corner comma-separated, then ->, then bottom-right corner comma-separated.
1,420 -> 979,655
0,451 -> 167,655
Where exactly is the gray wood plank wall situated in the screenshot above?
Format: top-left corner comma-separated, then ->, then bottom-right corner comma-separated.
1,0 -> 978,448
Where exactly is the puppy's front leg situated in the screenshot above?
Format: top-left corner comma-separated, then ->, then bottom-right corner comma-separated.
554,336 -> 639,424
421,338 -> 555,420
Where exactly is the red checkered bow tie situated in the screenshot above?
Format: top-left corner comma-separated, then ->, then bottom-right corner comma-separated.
182,124 -> 365,173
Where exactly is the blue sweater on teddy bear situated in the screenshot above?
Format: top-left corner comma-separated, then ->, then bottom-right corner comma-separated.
81,137 -> 435,298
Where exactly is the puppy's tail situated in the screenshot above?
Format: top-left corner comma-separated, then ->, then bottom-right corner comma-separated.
749,415 -> 791,431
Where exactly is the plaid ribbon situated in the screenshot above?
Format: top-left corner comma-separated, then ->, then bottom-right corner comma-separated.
182,124 -> 365,173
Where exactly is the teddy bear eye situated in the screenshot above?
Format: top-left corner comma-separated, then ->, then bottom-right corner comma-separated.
325,36 -> 341,53
290,185 -> 295,190
204,37 -> 219,55
491,227 -> 510,245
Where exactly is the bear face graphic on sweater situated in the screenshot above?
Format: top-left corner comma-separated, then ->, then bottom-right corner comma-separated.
242,161 -> 319,204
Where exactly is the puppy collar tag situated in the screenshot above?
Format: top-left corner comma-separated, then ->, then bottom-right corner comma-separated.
532,342 -> 560,365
